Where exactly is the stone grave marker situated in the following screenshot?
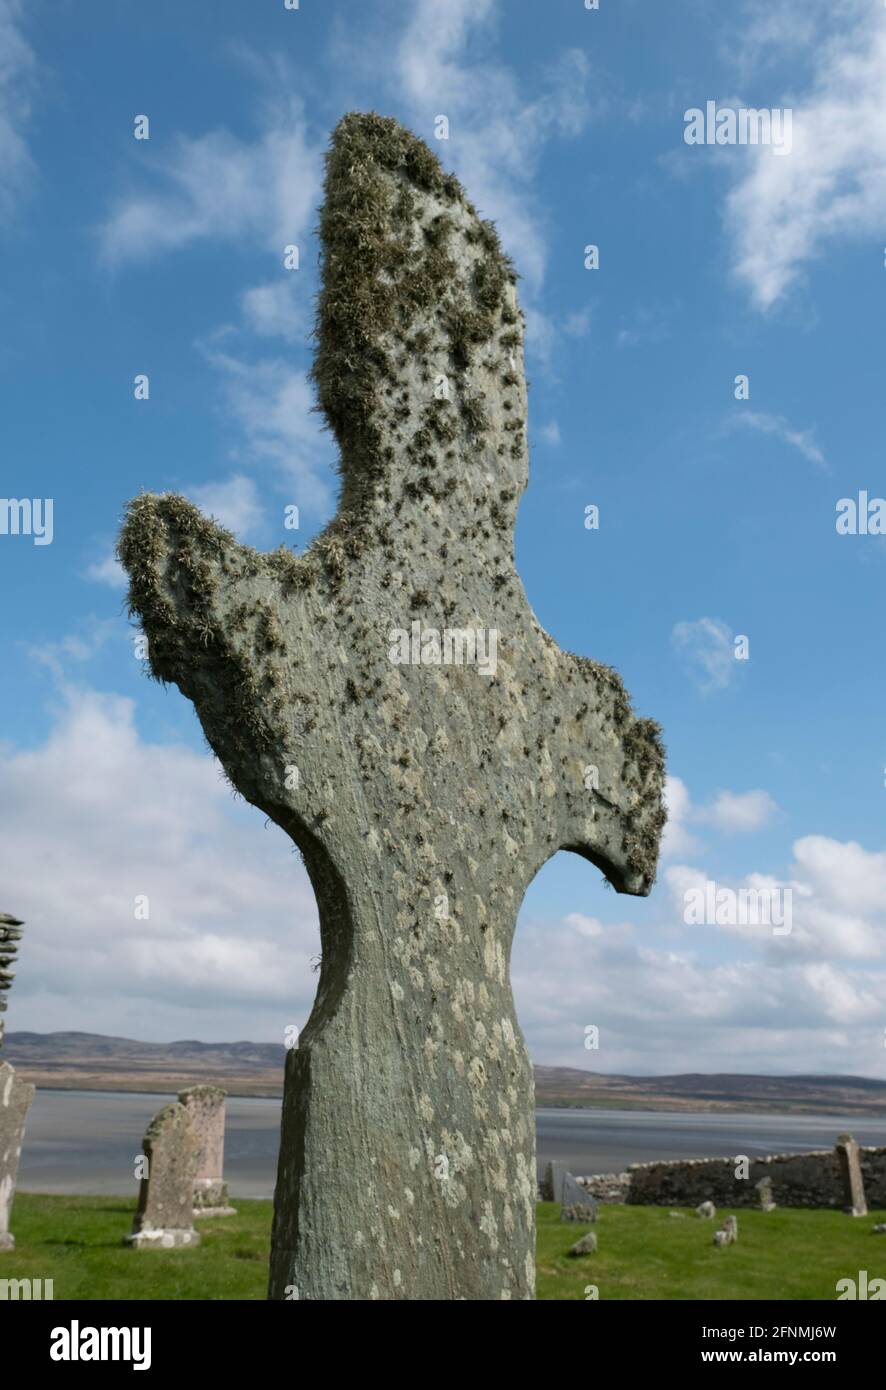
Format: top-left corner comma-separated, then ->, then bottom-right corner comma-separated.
835,1133 -> 867,1217
179,1085 -> 235,1217
755,1176 -> 776,1211
127,1101 -> 200,1249
541,1162 -> 598,1222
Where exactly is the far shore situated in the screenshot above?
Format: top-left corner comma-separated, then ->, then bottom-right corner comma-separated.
17,1072 -> 886,1117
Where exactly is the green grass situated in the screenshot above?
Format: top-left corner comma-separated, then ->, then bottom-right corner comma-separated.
6,1195 -> 272,1300
5,1195 -> 885,1300
536,1202 -> 886,1301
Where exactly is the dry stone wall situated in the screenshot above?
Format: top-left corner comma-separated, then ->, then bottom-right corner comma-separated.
576,1144 -> 886,1208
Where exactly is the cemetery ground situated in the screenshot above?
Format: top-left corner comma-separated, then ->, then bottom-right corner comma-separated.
7,1195 -> 885,1300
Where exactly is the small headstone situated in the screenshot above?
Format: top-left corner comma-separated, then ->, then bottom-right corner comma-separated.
713,1229 -> 730,1248
0,913 -> 33,1254
696,1200 -> 716,1219
872,1223 -> 886,1235
835,1133 -> 867,1217
568,1231 -> 598,1257
542,1163 -> 598,1222
668,1211 -> 686,1219
179,1085 -> 235,1217
560,1173 -> 598,1224
713,1214 -> 737,1247
755,1176 -> 776,1211
126,1101 -> 200,1248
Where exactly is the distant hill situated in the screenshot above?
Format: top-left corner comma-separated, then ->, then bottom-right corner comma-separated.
5,1032 -> 886,1114
533,1065 -> 886,1116
4,1031 -> 286,1098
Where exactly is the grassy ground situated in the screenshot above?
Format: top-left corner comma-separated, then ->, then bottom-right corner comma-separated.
5,1194 -> 885,1300
536,1202 -> 886,1300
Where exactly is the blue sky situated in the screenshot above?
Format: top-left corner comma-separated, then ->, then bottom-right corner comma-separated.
1,0 -> 885,1077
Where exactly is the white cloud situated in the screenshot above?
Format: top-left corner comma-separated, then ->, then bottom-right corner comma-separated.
98,100 -> 321,268
537,420 -> 561,447
513,898 -> 886,1074
201,348 -> 334,513
4,681 -> 884,1071
672,617 -> 740,693
0,686 -> 320,1040
702,789 -> 779,834
563,308 -> 593,339
28,619 -> 120,680
0,0 -> 36,220
729,409 -> 826,468
85,549 -> 126,590
660,775 -> 699,859
563,912 -> 605,939
186,474 -> 264,540
726,1 -> 886,309
792,834 -> 886,922
661,778 -> 779,860
665,863 -> 799,946
801,961 -> 880,1024
389,0 -> 599,298
666,831 -> 886,962
240,278 -> 304,343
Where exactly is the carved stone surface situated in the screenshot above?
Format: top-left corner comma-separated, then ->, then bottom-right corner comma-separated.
118,113 -> 665,1300
127,1102 -> 200,1249
542,1162 -> 598,1222
179,1084 -> 235,1216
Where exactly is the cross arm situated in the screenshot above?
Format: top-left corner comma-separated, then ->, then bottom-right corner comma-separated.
117,492 -> 325,801
529,640 -> 666,896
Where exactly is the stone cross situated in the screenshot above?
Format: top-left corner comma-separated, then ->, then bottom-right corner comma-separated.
0,913 -> 33,1253
127,1101 -> 200,1248
835,1132 -> 867,1217
117,112 -> 665,1299
179,1085 -> 235,1217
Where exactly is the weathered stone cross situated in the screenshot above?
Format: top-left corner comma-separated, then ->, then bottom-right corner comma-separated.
118,113 -> 665,1300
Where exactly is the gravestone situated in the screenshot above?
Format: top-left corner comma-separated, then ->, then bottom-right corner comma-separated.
126,1101 -> 200,1248
117,112 -> 665,1300
541,1162 -> 598,1222
179,1085 -> 235,1217
0,913 -> 34,1253
696,1200 -> 716,1219
560,1175 -> 598,1224
835,1133 -> 867,1217
755,1176 -> 776,1211
713,1214 -> 737,1247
